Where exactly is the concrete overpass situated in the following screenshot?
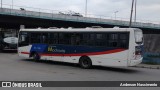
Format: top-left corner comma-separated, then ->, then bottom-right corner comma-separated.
0,8 -> 160,34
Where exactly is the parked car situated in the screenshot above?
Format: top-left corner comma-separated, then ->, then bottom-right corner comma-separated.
59,11 -> 83,17
71,13 -> 83,17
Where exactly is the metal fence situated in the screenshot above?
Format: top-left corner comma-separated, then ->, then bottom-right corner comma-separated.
143,53 -> 160,64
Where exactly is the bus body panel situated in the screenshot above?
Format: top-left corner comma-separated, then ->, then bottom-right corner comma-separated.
89,50 -> 129,66
40,50 -> 129,66
127,29 -> 143,66
18,45 -> 32,58
19,48 -> 129,67
18,44 -> 129,66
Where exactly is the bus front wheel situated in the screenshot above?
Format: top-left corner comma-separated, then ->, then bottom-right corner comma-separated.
33,53 -> 40,61
79,56 -> 92,69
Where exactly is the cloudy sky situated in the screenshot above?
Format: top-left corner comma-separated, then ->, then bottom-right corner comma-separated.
2,0 -> 160,23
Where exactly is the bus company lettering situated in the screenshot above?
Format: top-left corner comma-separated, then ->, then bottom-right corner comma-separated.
48,46 -> 65,53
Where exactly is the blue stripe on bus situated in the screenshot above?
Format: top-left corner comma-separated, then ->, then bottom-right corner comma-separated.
30,44 -> 126,55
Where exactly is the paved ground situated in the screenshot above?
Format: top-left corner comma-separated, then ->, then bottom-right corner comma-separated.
0,51 -> 160,90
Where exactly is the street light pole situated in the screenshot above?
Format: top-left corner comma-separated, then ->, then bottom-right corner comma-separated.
1,0 -> 2,8
129,0 -> 135,28
12,0 -> 13,9
85,0 -> 88,17
114,11 -> 118,20
134,0 -> 137,22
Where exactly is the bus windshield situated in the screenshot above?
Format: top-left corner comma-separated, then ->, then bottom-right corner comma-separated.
135,29 -> 143,44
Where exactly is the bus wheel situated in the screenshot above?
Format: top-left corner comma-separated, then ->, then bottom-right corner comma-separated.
79,56 -> 92,69
33,53 -> 40,61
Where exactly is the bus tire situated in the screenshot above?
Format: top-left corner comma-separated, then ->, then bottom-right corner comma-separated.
79,56 -> 92,69
33,52 -> 40,61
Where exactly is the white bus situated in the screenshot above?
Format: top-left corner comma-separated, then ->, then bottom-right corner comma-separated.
18,28 -> 143,68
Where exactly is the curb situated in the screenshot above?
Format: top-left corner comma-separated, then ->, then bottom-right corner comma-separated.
133,65 -> 160,70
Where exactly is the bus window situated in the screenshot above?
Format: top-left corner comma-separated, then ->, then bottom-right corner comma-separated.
135,30 -> 143,44
109,33 -> 118,47
19,32 -> 29,46
90,34 -> 95,40
59,33 -> 71,45
96,34 -> 103,39
71,34 -> 76,45
74,34 -> 82,45
40,33 -> 48,44
30,33 -> 41,44
119,33 -> 129,48
95,33 -> 107,47
81,33 -> 95,46
81,34 -> 89,45
49,33 -> 58,44
21,35 -> 26,42
70,33 -> 83,45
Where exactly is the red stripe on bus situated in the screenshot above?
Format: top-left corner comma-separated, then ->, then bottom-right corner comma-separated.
21,52 -> 30,54
41,49 -> 126,56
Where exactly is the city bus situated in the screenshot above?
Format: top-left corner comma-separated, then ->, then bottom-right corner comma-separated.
18,27 -> 143,68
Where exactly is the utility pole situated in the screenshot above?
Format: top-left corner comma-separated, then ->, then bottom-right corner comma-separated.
85,0 -> 88,17
114,11 -> 118,20
1,0 -> 2,8
129,0 -> 135,28
12,0 -> 13,9
134,0 -> 137,22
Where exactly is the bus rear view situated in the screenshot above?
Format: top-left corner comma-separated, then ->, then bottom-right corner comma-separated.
128,29 -> 143,66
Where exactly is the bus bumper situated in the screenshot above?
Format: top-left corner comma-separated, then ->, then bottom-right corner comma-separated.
129,58 -> 143,66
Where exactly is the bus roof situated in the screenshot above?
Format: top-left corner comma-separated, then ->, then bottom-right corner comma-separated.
20,28 -> 138,32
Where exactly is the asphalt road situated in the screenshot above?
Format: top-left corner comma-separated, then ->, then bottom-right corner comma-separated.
0,51 -> 160,90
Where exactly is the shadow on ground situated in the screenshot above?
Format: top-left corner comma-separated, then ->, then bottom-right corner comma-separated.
21,59 -> 139,73
93,66 -> 139,73
0,50 -> 17,53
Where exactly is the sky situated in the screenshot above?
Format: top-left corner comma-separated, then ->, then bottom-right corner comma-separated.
2,0 -> 160,23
